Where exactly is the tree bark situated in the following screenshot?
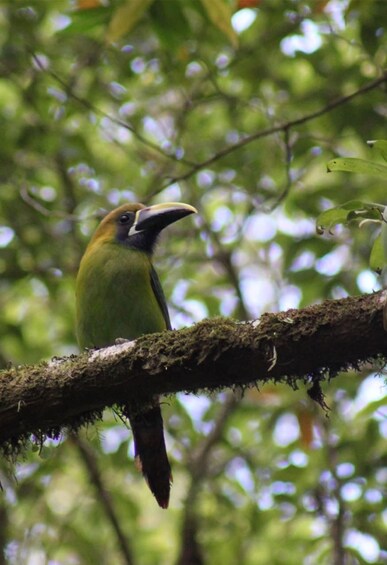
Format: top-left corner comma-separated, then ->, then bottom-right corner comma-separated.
0,291 -> 386,450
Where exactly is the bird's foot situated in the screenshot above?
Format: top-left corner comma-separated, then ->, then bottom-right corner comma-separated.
115,338 -> 131,345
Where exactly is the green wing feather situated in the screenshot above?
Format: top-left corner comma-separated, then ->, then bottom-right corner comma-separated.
150,266 -> 172,330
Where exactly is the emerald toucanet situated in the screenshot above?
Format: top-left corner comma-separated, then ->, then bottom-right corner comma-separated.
76,201 -> 197,508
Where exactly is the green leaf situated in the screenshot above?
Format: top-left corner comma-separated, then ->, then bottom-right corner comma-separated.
356,395 -> 387,418
369,234 -> 384,273
150,0 -> 192,50
367,139 -> 387,162
327,157 -> 387,179
316,207 -> 349,234
57,7 -> 111,36
106,0 -> 155,43
199,0 -> 238,47
316,200 -> 382,233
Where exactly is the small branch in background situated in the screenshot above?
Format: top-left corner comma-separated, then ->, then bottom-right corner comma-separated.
313,414 -> 348,565
19,184 -> 79,221
70,435 -> 135,565
22,52 -> 387,195
330,484 -> 346,565
28,51 -> 196,169
163,73 -> 387,188
190,393 -> 241,480
197,214 -> 250,322
213,246 -> 250,321
20,184 -> 60,218
323,419 -> 347,565
267,126 -> 293,211
19,183 -> 105,224
0,500 -> 8,565
176,513 -> 205,565
176,394 -> 240,565
55,151 -> 78,215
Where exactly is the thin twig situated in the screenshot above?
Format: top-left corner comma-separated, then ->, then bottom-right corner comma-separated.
19,183 -> 105,223
25,53 -> 387,197
267,126 -> 293,211
195,212 -> 250,321
189,393 -> 241,479
176,393 -> 240,565
70,435 -> 135,565
323,418 -> 347,565
28,51 -> 196,169
163,73 -> 387,188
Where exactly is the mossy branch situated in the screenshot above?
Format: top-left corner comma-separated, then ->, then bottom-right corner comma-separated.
1,291 -> 386,452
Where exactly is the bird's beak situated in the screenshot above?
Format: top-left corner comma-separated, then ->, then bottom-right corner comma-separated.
131,202 -> 197,234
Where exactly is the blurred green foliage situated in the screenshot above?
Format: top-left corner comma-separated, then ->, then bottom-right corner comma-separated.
0,1 -> 386,564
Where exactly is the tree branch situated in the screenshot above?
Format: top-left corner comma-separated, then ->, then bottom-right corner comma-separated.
27,51 -> 196,169
164,73 -> 387,187
0,291 -> 386,450
22,52 -> 387,192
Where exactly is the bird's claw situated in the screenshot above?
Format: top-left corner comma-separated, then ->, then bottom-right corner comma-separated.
115,338 -> 130,345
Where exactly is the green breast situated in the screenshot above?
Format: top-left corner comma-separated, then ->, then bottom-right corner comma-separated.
76,243 -> 167,348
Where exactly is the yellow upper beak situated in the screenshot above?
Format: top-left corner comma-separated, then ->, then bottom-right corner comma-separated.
133,202 -> 197,233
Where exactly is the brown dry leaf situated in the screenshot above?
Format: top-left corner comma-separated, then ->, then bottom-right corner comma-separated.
315,0 -> 330,13
297,408 -> 314,449
247,385 -> 282,406
77,0 -> 102,9
237,0 -> 261,8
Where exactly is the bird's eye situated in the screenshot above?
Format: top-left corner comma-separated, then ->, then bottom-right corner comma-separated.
119,214 -> 131,225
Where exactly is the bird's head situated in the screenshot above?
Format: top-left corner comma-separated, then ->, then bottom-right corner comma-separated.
90,202 -> 197,254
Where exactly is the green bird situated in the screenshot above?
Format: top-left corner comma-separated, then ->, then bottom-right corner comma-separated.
76,201 -> 197,508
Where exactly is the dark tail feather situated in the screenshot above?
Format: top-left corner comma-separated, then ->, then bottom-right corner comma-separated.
129,405 -> 172,509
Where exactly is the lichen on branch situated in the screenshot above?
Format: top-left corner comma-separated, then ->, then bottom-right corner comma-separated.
0,290 -> 386,455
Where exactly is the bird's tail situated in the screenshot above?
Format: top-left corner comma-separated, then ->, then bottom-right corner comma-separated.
129,404 -> 172,509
